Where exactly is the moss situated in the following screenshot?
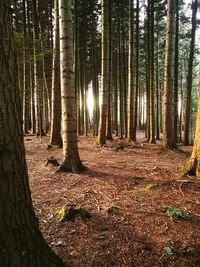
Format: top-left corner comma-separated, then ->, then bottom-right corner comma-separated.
44,143 -> 53,149
104,205 -> 120,214
58,204 -> 91,222
145,183 -> 158,190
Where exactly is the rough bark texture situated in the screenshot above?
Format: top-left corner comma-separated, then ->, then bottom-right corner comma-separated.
106,0 -> 113,141
32,0 -> 45,137
22,0 -> 30,134
183,0 -> 198,145
183,68 -> 200,177
58,0 -> 85,172
98,0 -> 109,146
174,0 -> 179,143
127,0 -> 135,141
163,0 -> 176,149
50,0 -> 62,147
0,2 -> 67,266
149,0 -> 155,143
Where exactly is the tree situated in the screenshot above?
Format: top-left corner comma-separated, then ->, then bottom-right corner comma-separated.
58,0 -> 85,172
98,0 -> 110,146
127,0 -> 135,141
183,66 -> 200,176
149,0 -> 155,143
183,0 -> 198,145
162,0 -> 176,149
0,2 -> 66,266
174,0 -> 179,143
50,0 -> 62,147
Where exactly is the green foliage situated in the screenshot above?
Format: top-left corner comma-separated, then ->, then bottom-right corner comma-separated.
164,206 -> 188,220
14,32 -> 24,45
164,246 -> 174,257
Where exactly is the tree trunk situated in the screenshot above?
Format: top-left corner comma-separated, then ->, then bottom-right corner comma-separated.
22,0 -> 30,134
98,0 -> 109,146
183,66 -> 200,177
0,3 -> 67,266
58,0 -> 85,172
149,0 -> 155,143
127,0 -> 135,141
106,0 -> 113,140
32,0 -> 45,137
183,0 -> 198,145
162,0 -> 176,149
133,0 -> 140,141
174,0 -> 179,143
50,0 -> 62,147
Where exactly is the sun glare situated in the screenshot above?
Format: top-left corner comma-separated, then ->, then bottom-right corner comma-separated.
87,82 -> 94,121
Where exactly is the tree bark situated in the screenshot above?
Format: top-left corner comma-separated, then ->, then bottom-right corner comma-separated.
50,0 -> 62,147
0,2 -> 67,266
183,66 -> 200,177
127,0 -> 135,141
98,0 -> 109,146
174,0 -> 179,143
183,0 -> 198,145
149,0 -> 155,143
162,0 -> 176,149
58,0 -> 85,172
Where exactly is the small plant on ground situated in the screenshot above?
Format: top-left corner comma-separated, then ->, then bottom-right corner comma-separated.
164,246 -> 174,257
164,206 -> 188,220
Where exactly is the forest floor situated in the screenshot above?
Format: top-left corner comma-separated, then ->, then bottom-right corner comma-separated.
25,131 -> 200,267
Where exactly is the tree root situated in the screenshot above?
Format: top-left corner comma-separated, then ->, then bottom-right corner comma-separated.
57,159 -> 87,173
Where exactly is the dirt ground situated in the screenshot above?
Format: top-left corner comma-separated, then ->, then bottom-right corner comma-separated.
25,132 -> 200,267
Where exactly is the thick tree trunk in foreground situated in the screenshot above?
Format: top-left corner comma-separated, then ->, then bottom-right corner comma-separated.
50,0 -> 62,147
183,68 -> 200,177
58,0 -> 85,172
0,3 -> 66,267
162,0 -> 176,149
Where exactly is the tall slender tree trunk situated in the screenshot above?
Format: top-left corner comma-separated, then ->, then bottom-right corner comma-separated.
32,0 -> 45,137
149,0 -> 155,143
146,2 -> 151,141
92,25 -> 99,136
106,0 -> 113,140
163,0 -> 176,149
98,0 -> 109,146
50,0 -> 62,147
22,0 -> 30,134
128,0 -> 135,141
58,0 -> 85,172
0,2 -> 66,266
133,0 -> 140,141
174,0 -> 179,143
183,0 -> 198,145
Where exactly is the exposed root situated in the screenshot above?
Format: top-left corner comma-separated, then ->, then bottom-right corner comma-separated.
57,159 -> 87,173
182,158 -> 197,177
